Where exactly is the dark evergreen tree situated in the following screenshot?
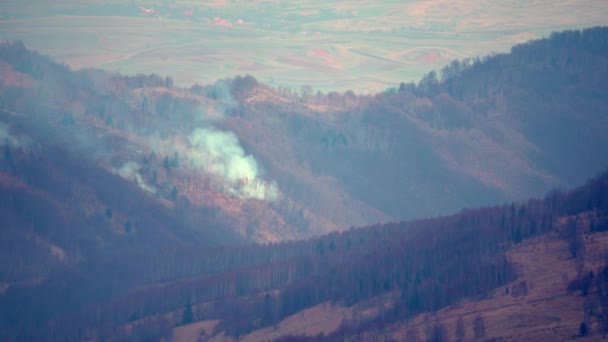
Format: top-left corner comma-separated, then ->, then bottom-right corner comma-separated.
473,316 -> 485,339
455,315 -> 465,342
182,302 -> 193,326
579,322 -> 588,337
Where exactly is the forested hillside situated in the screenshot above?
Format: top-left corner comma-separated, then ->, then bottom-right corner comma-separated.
226,26 -> 608,226
0,27 -> 608,341
1,27 -> 608,245
1,169 -> 607,341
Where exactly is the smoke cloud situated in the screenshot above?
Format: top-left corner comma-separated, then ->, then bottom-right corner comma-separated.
187,127 -> 278,201
0,121 -> 31,148
115,161 -> 156,194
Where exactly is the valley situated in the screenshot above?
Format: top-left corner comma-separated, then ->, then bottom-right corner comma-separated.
1,0 -> 607,92
0,24 -> 607,341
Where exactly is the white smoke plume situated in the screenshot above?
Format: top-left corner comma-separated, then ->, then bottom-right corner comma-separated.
115,161 -> 156,194
187,127 -> 278,201
0,121 -> 31,148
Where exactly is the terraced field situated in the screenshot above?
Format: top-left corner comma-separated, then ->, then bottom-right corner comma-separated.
1,0 -> 607,92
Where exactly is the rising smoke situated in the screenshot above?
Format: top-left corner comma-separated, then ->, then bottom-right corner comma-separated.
176,79 -> 279,201
127,79 -> 279,201
115,161 -> 156,194
187,127 -> 278,201
0,121 -> 31,148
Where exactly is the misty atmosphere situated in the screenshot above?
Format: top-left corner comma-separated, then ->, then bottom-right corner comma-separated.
0,1 -> 608,341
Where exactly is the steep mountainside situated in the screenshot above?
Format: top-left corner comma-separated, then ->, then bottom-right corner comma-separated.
2,169 -> 606,341
226,27 -> 608,226
0,27 -> 607,341
1,28 -> 608,246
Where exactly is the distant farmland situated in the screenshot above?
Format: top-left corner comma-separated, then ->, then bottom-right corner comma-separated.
1,0 -> 607,92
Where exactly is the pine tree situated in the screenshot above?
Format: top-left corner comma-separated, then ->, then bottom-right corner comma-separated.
182,302 -> 193,325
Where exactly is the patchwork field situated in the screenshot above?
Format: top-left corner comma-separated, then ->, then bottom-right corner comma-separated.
1,0 -> 607,92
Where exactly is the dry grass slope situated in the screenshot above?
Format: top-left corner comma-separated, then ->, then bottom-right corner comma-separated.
386,215 -> 608,341
183,212 -> 608,342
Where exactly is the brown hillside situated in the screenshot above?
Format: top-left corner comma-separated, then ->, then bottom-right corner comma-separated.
347,216 -> 608,341
181,225 -> 608,342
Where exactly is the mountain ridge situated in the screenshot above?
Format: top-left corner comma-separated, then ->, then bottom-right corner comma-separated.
0,26 -> 608,341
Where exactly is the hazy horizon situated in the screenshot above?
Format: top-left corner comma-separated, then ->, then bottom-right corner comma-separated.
2,2 -> 608,341
1,0 -> 607,93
